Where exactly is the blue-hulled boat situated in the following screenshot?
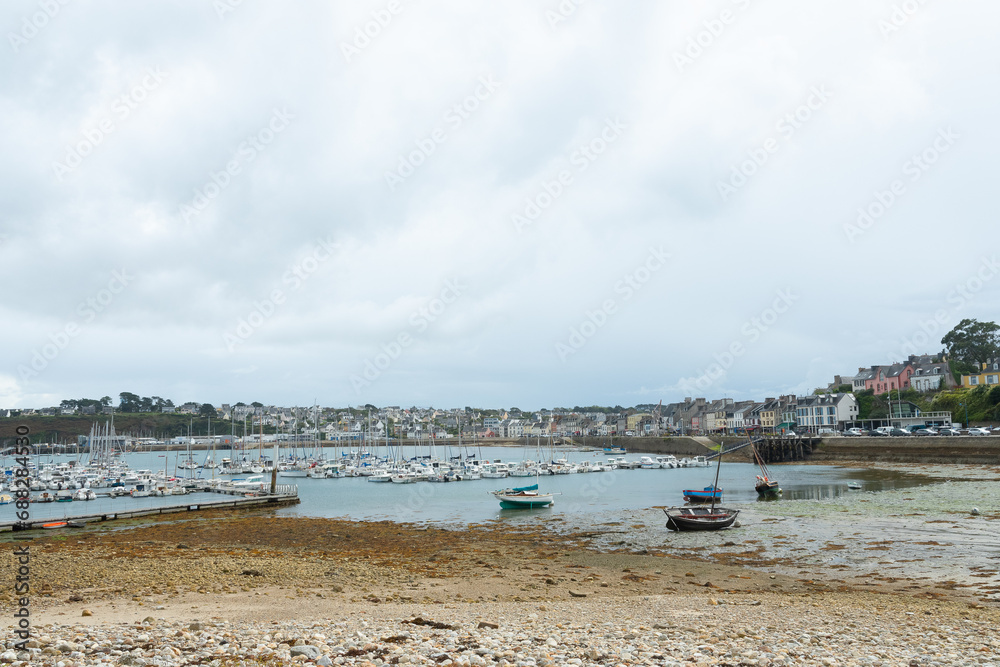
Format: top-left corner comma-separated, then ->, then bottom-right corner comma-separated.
492,483 -> 555,509
682,484 -> 722,503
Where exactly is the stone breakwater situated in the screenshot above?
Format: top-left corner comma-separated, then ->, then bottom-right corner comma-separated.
3,594 -> 1000,666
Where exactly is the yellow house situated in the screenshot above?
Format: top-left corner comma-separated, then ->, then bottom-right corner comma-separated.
626,413 -> 651,431
961,359 -> 1000,388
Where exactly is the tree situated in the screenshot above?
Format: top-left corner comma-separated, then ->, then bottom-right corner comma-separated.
251,401 -> 263,408
942,319 -> 1000,378
118,392 -> 142,413
199,403 -> 217,417
100,396 -> 112,407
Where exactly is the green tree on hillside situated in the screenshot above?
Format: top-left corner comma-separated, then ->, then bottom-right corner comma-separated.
118,392 -> 142,412
942,318 -> 1000,379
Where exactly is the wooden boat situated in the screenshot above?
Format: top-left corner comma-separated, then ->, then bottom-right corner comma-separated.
666,441 -> 739,531
492,483 -> 555,509
847,482 -> 862,490
663,505 -> 740,531
751,440 -> 781,498
682,485 -> 722,503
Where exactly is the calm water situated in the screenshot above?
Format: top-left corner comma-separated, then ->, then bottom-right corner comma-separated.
1,446 -> 933,525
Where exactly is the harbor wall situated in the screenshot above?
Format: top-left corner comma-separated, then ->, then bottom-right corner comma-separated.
812,436 -> 1000,464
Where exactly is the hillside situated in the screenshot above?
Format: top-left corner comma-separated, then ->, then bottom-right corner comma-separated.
0,413 -> 270,445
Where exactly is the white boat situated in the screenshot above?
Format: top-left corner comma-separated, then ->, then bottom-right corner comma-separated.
493,483 -> 555,509
229,475 -> 267,491
656,455 -> 679,469
639,456 -> 660,469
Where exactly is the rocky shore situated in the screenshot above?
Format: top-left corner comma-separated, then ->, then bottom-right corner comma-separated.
2,500 -> 999,666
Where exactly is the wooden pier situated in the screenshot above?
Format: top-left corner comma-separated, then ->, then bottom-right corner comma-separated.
0,485 -> 299,532
749,435 -> 821,463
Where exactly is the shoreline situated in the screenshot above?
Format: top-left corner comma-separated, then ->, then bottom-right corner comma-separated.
3,462 -> 1000,665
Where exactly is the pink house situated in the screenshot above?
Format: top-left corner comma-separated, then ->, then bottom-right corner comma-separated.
864,362 -> 914,394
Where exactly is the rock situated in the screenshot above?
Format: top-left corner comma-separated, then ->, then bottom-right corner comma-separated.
568,590 -> 587,598
81,609 -> 94,617
176,543 -> 190,549
54,641 -> 75,653
189,621 -> 204,631
477,621 -> 499,629
317,658 -> 333,667
241,569 -> 265,577
142,616 -> 156,624
67,594 -> 84,602
0,651 -> 15,664
290,645 -> 322,659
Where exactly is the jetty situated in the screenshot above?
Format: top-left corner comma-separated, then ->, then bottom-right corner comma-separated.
0,484 -> 299,532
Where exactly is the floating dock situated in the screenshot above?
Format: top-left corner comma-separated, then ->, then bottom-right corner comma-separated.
0,484 -> 299,532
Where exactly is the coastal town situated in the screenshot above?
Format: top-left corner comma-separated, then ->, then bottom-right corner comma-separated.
5,351 -> 1000,449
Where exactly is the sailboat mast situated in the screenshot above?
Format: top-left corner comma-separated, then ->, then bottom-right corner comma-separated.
710,438 -> 724,512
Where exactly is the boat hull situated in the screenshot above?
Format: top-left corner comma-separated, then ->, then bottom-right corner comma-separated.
496,495 -> 554,509
683,485 -> 723,503
755,480 -> 781,497
663,506 -> 739,531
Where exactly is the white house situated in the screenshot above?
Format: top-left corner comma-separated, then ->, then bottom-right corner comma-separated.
795,393 -> 858,431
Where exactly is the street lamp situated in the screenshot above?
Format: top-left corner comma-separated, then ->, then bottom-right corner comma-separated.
960,403 -> 968,429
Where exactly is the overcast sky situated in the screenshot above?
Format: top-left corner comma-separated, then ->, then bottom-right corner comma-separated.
2,0 -> 998,411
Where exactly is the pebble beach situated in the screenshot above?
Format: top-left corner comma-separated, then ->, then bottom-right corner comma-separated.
3,463 -> 999,666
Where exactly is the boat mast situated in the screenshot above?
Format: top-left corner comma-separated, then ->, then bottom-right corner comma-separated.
710,438 -> 724,512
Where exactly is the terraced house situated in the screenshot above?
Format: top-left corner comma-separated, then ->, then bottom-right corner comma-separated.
961,358 -> 1000,387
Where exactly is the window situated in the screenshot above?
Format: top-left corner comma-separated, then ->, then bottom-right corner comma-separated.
988,375 -> 999,385
970,376 -> 979,385
828,407 -> 835,415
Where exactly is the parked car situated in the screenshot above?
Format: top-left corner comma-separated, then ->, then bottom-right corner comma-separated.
937,428 -> 961,436
967,427 -> 992,436
912,428 -> 938,436
843,427 -> 865,437
888,428 -> 910,436
867,429 -> 887,437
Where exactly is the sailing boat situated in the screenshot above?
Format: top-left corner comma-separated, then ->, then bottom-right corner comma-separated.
492,437 -> 557,508
664,441 -> 740,531
750,440 -> 781,498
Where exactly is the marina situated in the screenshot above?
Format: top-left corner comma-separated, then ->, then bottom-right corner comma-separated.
0,441 -> 937,527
